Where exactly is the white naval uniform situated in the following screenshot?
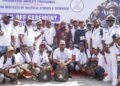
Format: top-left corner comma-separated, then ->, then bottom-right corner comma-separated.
102,25 -> 119,84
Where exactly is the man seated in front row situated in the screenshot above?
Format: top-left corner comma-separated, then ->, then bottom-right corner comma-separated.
53,40 -> 72,77
32,42 -> 51,79
0,47 -> 19,84
75,42 -> 90,72
15,44 -> 32,78
68,41 -> 79,72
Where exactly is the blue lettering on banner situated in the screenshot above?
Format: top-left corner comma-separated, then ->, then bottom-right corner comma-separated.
0,13 -> 60,22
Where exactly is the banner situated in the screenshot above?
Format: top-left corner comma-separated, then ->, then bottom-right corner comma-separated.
0,0 -> 105,24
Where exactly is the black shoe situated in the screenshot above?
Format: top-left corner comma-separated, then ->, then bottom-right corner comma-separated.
0,79 -> 6,84
10,79 -> 18,85
69,75 -> 72,78
19,76 -> 26,79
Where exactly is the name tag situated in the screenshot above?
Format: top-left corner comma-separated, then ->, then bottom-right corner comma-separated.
9,68 -> 17,74
80,36 -> 85,40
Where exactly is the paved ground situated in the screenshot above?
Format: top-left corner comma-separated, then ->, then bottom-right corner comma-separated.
0,76 -> 117,86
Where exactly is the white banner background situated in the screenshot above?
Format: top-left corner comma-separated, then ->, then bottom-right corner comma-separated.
0,0 -> 105,23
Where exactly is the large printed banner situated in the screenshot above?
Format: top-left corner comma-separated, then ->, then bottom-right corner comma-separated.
0,0 -> 105,24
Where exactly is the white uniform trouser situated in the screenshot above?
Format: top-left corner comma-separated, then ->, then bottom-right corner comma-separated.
105,46 -> 118,81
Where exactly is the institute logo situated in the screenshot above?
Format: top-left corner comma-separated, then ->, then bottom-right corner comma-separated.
70,0 -> 84,12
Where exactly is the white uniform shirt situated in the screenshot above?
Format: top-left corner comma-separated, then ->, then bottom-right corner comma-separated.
76,50 -> 88,64
92,27 -> 103,49
110,43 -> 120,61
32,51 -> 49,65
43,27 -> 56,45
116,25 -> 120,36
15,52 -> 31,64
97,53 -> 106,67
34,28 -> 44,50
0,23 -> 12,46
53,48 -> 72,62
69,48 -> 79,60
11,24 -> 21,48
102,25 -> 118,45
85,30 -> 92,49
19,26 -> 35,47
0,55 -> 17,69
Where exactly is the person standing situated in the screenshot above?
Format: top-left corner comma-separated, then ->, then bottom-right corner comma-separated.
19,18 -> 35,58
91,19 -> 103,51
0,15 -> 12,57
34,21 -> 44,51
43,20 -> 56,49
102,15 -> 119,86
11,18 -> 21,53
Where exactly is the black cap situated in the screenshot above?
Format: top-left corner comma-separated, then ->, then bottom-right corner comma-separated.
2,14 -> 11,18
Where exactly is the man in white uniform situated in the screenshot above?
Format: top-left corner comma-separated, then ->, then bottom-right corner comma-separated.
85,21 -> 93,50
70,20 -> 79,42
75,42 -> 91,71
102,15 -> 119,86
68,41 -> 79,71
32,42 -> 51,78
19,18 -> 35,58
15,44 -> 32,78
91,19 -> 103,51
112,37 -> 120,81
0,47 -> 19,84
11,18 -> 21,53
43,20 -> 56,49
34,21 -> 44,51
0,15 -> 12,56
91,47 -> 107,72
53,40 -> 72,77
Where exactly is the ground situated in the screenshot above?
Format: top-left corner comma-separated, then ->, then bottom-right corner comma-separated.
0,76 -> 116,86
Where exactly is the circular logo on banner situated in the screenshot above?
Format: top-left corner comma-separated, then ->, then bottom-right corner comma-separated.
70,0 -> 84,12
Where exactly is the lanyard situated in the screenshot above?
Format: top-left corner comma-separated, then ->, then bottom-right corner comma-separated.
39,53 -> 43,63
20,52 -> 27,63
60,51 -> 65,61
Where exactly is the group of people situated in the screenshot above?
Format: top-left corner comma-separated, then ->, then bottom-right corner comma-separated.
90,0 -> 120,26
0,13 -> 120,86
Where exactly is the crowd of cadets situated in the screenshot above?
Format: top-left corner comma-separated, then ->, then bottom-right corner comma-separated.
0,14 -> 120,86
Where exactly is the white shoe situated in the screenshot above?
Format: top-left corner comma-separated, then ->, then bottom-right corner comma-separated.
103,77 -> 111,82
112,80 -> 118,86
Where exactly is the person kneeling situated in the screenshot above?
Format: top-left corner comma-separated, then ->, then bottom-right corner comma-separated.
53,40 -> 72,82
32,42 -> 51,82
75,42 -> 90,72
15,44 -> 32,79
0,47 -> 19,84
